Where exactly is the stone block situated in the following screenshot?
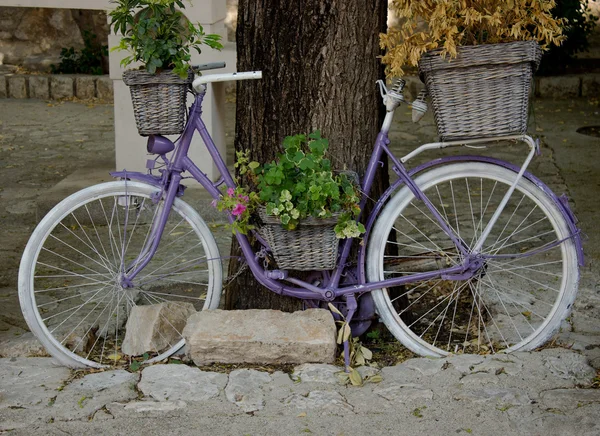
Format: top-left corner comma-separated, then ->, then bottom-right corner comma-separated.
538,76 -> 580,99
121,301 -> 196,356
0,75 -> 6,98
50,75 -> 73,99
96,76 -> 114,101
75,76 -> 96,100
582,74 -> 600,98
184,309 -> 337,365
8,75 -> 27,98
28,75 -> 49,100
138,364 -> 227,402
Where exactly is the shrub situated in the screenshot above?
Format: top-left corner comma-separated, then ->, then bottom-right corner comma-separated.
51,31 -> 108,75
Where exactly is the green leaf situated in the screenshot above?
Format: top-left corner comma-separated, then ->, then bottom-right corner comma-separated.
328,303 -> 344,318
348,368 -> 363,386
367,374 -> 383,384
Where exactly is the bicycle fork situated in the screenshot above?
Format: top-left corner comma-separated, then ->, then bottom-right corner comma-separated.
119,172 -> 183,288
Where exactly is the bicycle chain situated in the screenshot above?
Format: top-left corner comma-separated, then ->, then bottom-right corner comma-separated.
222,246 -> 271,290
222,259 -> 249,290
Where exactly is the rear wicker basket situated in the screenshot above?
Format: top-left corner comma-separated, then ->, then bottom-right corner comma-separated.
258,207 -> 340,271
122,69 -> 193,136
418,41 -> 542,141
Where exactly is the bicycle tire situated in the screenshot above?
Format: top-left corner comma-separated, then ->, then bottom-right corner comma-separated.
367,162 -> 579,357
19,181 -> 222,368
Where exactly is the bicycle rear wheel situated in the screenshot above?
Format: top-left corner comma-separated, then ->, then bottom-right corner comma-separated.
19,181 -> 222,368
367,162 -> 579,357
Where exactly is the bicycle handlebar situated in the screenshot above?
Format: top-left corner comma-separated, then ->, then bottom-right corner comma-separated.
192,71 -> 263,93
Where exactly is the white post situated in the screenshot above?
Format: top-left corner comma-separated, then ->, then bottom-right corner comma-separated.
108,0 -> 236,180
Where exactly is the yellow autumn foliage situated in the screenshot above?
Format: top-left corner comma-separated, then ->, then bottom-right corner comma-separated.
381,0 -> 566,77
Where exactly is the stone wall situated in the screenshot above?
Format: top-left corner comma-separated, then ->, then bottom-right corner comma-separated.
0,7 -> 108,71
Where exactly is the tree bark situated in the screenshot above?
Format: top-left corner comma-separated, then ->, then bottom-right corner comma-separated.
225,0 -> 388,311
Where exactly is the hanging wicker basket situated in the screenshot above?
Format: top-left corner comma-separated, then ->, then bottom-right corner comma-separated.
257,207 -> 340,271
418,41 -> 542,141
122,69 -> 193,136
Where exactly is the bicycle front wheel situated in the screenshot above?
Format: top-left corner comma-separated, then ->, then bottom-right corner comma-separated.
19,181 -> 222,368
367,162 -> 579,357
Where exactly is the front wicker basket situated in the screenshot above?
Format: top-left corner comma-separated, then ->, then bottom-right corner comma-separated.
123,70 -> 193,136
258,207 -> 340,271
418,41 -> 542,141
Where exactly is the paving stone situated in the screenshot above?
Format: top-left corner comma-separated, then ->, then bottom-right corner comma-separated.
225,369 -> 272,412
124,399 -> 188,412
28,76 -> 49,100
446,354 -> 485,373
471,355 -> 524,376
8,75 -> 27,98
0,331 -> 48,358
0,75 -> 6,98
460,372 -> 500,385
540,388 -> 600,411
538,76 -> 580,99
292,363 -> 341,384
50,75 -> 73,99
0,357 -> 70,409
453,388 -> 532,406
540,349 -> 596,385
121,302 -> 196,356
403,357 -> 447,376
375,383 -> 434,403
96,76 -> 113,100
138,364 -> 227,402
380,364 -> 419,382
184,309 -> 336,365
53,370 -> 138,421
283,390 -> 354,413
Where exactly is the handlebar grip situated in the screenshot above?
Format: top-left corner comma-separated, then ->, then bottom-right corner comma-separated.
191,62 -> 226,71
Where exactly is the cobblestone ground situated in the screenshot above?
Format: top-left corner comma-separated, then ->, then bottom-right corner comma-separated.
1,97 -> 600,434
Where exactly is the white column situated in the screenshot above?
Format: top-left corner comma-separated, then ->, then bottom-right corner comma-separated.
109,0 -> 236,180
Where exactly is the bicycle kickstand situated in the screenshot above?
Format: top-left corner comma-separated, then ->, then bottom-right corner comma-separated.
343,294 -> 358,372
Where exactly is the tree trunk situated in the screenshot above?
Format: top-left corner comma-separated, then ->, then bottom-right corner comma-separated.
225,0 -> 388,311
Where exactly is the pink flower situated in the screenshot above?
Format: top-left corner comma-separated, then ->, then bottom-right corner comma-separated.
238,194 -> 249,202
227,188 -> 235,196
231,203 -> 247,217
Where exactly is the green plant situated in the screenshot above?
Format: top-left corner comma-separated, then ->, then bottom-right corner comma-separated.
381,0 -> 567,77
109,0 -> 223,78
253,131 -> 365,239
51,31 -> 108,75
217,132 -> 365,239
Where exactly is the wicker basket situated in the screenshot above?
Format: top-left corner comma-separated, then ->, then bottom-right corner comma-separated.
418,41 -> 542,141
257,207 -> 340,271
122,69 -> 193,136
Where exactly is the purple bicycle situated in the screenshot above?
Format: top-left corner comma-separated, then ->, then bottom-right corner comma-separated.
19,64 -> 583,368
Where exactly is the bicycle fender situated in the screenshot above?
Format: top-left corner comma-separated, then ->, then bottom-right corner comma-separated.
358,155 -> 584,282
110,170 -> 163,187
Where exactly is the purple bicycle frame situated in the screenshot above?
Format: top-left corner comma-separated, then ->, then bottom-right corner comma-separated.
111,88 -> 584,319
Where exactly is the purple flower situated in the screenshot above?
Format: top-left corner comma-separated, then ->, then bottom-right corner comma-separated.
231,203 -> 247,217
227,188 -> 235,196
239,195 -> 249,202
